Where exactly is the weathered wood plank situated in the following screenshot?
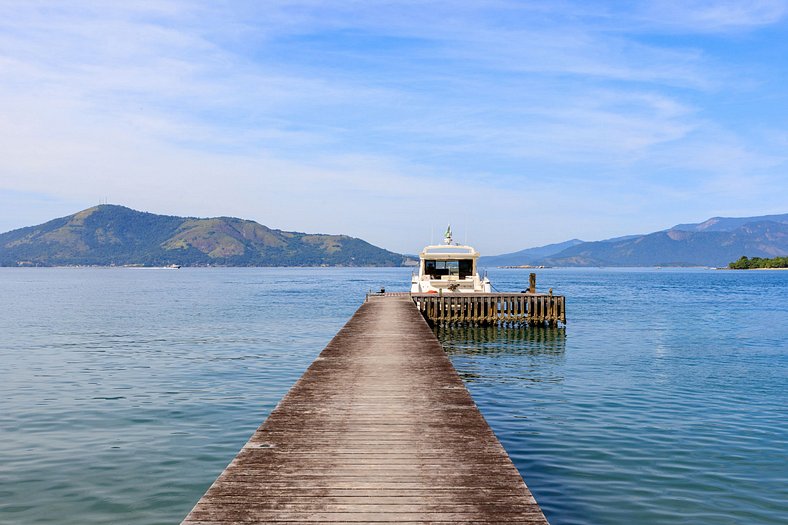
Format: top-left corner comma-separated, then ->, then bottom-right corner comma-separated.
410,293 -> 565,326
181,296 -> 549,524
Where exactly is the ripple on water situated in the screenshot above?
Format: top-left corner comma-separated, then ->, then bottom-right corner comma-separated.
440,269 -> 788,525
1,267 -> 786,525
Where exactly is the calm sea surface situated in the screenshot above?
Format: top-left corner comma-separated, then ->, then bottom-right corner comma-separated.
0,267 -> 786,524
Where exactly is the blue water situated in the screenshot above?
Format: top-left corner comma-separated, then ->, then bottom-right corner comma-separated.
0,267 -> 785,524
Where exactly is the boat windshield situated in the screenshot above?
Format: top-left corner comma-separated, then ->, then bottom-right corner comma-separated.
424,259 -> 474,279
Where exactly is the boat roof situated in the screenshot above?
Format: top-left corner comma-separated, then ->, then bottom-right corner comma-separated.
420,244 -> 479,258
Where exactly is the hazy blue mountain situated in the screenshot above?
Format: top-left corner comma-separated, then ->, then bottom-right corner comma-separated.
671,213 -> 788,232
599,234 -> 643,242
543,220 -> 788,267
479,239 -> 584,266
0,205 -> 411,267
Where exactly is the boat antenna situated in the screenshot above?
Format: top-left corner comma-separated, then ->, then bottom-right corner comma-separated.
444,224 -> 453,245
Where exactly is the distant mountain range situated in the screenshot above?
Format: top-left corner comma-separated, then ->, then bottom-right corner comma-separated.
670,214 -> 788,233
0,205 -> 411,267
4,207 -> 786,268
481,214 -> 788,267
478,239 -> 584,266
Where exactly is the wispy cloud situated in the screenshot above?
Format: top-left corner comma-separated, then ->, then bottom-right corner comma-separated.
633,0 -> 788,32
0,1 -> 786,251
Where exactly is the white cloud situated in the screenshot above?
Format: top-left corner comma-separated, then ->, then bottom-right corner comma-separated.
0,1 -> 785,252
634,0 -> 787,32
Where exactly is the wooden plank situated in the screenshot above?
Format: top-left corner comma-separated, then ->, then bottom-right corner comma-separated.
411,293 -> 565,327
181,296 -> 549,524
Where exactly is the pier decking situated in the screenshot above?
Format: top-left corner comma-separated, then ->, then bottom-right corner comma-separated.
182,295 -> 549,524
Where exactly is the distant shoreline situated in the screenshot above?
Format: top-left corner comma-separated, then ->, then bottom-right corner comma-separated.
5,264 -> 412,269
721,267 -> 788,271
5,265 -> 787,270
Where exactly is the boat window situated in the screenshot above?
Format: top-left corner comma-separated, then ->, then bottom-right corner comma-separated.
458,259 -> 473,279
424,259 -> 474,279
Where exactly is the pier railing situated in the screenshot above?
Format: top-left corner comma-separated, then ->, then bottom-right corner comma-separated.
364,292 -> 565,327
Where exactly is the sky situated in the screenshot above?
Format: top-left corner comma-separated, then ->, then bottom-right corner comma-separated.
1,1 -> 786,254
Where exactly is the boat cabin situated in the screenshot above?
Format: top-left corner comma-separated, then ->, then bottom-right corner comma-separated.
411,227 -> 491,294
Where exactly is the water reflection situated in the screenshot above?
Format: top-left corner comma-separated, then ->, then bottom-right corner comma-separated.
434,324 -> 566,357
435,325 -> 567,386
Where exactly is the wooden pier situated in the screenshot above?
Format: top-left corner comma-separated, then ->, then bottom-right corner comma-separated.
182,295 -> 549,524
372,273 -> 566,327
412,292 -> 565,327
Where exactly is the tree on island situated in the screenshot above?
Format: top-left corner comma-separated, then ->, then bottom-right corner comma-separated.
728,255 -> 788,269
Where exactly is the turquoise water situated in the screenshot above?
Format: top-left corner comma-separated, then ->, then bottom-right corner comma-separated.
0,267 -> 785,524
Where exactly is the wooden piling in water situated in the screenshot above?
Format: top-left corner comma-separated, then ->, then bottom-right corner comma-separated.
411,293 -> 565,327
181,296 -> 549,524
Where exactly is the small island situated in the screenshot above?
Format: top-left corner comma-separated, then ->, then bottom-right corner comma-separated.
728,255 -> 788,269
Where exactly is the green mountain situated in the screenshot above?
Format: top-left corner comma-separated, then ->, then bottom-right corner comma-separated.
0,205 -> 411,267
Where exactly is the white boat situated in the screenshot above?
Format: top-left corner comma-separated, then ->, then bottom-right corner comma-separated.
411,226 -> 492,294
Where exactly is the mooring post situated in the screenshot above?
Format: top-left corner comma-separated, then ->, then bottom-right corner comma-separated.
529,272 -> 536,294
